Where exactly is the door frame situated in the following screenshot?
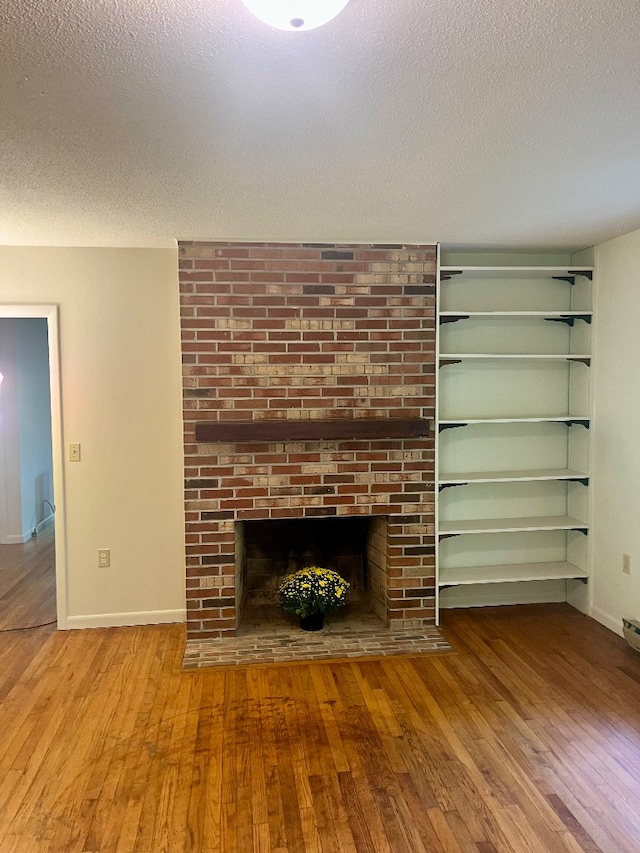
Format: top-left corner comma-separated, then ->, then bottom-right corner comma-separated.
0,304 -> 67,628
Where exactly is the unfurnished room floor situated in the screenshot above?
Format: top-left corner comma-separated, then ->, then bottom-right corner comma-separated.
2,604 -> 640,852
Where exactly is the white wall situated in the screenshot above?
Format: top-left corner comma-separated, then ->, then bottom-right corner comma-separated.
17,319 -> 53,537
589,228 -> 640,635
0,318 -> 54,541
0,320 -> 23,542
0,247 -> 185,627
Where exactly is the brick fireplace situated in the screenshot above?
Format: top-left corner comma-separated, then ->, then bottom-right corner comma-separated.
180,241 -> 436,640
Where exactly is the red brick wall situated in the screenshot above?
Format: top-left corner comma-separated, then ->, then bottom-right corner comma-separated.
179,242 -> 437,639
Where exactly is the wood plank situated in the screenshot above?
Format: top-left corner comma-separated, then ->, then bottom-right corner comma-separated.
194,417 -> 430,443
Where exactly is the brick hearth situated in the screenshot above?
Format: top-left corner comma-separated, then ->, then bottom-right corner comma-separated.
180,241 -> 436,640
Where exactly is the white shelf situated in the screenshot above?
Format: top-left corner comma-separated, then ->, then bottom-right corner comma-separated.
439,417 -> 590,426
438,561 -> 588,587
439,354 -> 591,361
439,515 -> 588,535
439,311 -> 593,318
440,266 -> 594,275
439,468 -> 588,484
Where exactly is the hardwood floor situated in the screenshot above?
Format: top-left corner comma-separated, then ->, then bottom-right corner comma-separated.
1,603 -> 640,851
0,525 -> 56,631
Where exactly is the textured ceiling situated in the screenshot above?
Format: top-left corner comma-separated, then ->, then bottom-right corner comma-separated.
2,0 -> 640,249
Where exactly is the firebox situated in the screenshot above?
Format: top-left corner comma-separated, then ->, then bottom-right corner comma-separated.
236,516 -> 389,625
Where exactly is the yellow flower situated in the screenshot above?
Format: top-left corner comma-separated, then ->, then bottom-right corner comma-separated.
336,589 -> 343,597
319,580 -> 327,587
301,583 -> 311,589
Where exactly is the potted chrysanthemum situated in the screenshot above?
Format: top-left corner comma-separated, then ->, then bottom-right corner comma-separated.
278,567 -> 350,631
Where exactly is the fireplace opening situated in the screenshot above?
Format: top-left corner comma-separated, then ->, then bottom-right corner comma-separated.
235,516 -> 391,631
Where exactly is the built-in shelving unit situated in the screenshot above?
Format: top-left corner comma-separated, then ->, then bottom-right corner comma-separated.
436,256 -> 594,615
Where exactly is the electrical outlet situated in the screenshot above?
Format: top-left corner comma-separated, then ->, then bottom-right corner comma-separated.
98,549 -> 110,568
623,553 -> 631,575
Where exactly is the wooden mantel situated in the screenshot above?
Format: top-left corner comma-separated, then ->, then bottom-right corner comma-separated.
194,418 -> 430,443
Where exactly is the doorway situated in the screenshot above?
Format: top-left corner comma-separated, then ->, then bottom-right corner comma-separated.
0,305 -> 66,629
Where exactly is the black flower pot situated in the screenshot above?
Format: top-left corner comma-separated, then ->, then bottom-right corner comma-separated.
299,612 -> 325,632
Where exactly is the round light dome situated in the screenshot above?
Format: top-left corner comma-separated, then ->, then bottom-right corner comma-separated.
243,0 -> 350,31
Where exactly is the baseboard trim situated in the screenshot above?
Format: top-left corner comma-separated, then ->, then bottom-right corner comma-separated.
590,605 -> 624,637
66,609 -> 186,630
0,532 -> 32,544
0,513 -> 54,544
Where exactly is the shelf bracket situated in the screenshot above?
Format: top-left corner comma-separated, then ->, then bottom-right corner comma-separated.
439,358 -> 463,367
438,533 -> 461,540
545,316 -> 575,326
438,423 -> 467,432
566,419 -> 590,429
439,315 -> 469,324
571,314 -> 592,325
572,576 -> 589,584
544,314 -> 592,326
568,269 -> 593,280
439,270 -> 464,281
551,276 -> 576,285
438,482 -> 468,492
567,357 -> 591,366
569,478 -> 590,487
571,528 -> 589,536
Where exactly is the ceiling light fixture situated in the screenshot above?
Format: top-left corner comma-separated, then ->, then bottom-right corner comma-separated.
243,0 -> 349,31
